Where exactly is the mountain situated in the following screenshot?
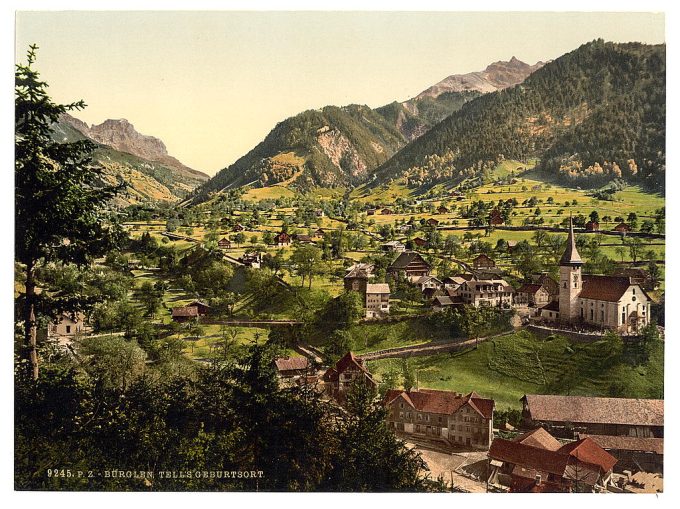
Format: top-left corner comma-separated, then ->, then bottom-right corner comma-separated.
190,57 -> 542,203
369,40 -> 665,192
413,56 -> 545,98
188,104 -> 407,201
54,114 -> 209,206
377,57 -> 544,141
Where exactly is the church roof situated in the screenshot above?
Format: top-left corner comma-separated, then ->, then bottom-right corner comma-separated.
559,216 -> 583,266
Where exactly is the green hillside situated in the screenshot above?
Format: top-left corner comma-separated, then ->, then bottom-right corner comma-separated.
370,40 -> 665,193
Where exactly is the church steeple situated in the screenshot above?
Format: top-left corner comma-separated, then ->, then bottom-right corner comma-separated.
560,215 -> 583,266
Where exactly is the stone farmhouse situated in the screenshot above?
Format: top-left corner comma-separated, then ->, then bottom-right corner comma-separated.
515,283 -> 551,308
343,263 -> 374,293
472,253 -> 496,269
41,311 -> 87,342
384,389 -> 494,450
540,217 -> 653,333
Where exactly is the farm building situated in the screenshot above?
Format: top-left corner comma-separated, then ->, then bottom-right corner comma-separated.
322,352 -> 377,403
387,251 -> 431,282
521,394 -> 664,439
365,283 -> 390,318
488,428 -> 617,493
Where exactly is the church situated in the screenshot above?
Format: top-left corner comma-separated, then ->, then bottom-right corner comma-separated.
539,218 -> 653,334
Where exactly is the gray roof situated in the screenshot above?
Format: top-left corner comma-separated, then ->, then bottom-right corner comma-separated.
366,283 -> 390,294
560,216 -> 583,265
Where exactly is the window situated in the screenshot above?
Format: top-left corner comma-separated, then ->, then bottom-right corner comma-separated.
590,309 -> 594,320
400,403 -> 404,409
399,412 -> 404,419
622,312 -> 626,324
600,310 -> 604,321
417,413 -> 421,421
65,325 -> 71,334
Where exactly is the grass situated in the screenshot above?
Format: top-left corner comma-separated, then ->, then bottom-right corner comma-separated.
366,330 -> 664,411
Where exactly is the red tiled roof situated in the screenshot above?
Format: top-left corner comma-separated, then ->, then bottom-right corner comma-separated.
516,283 -> 545,294
522,394 -> 664,427
489,438 -> 569,476
558,438 -> 618,473
513,427 -> 562,451
274,356 -> 309,372
579,275 -> 634,302
384,388 -> 494,419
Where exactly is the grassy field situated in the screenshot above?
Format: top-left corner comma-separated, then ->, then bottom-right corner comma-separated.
366,331 -> 663,410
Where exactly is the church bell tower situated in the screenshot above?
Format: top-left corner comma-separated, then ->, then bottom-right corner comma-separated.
558,216 -> 583,323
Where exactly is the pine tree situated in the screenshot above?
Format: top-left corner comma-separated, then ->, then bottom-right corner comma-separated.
15,45 -> 123,378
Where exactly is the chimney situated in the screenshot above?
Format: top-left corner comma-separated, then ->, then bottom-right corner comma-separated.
535,474 -> 542,486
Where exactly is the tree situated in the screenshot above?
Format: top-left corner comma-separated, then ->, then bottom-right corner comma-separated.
532,229 -> 547,249
290,245 -> 323,288
135,281 -> 164,317
16,46 -> 122,378
626,237 -> 643,264
401,358 -> 415,392
589,210 -> 600,223
234,232 -> 246,247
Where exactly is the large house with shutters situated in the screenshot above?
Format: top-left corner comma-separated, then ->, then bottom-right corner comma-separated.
539,217 -> 653,333
384,388 -> 495,450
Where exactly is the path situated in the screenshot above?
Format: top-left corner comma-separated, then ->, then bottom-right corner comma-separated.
358,330 -> 516,361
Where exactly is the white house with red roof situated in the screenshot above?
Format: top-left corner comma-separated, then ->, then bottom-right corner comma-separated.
383,388 -> 495,450
322,351 -> 377,403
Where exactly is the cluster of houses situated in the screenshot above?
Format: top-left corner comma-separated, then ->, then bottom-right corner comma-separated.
345,217 -> 653,334
271,349 -> 663,493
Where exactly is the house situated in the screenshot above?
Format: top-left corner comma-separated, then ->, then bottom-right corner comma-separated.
425,218 -> 439,227
343,263 -> 374,293
488,428 -> 617,493
43,311 -> 87,340
384,389 -> 494,450
187,300 -> 211,316
432,295 -> 462,311
274,356 -> 310,378
442,276 -> 467,290
381,240 -> 406,253
521,394 -> 664,439
365,283 -> 390,318
585,221 -> 600,231
387,251 -> 432,282
542,217 -> 653,333
576,433 -> 663,474
313,228 -> 325,238
322,351 -> 377,402
314,209 -> 324,218
515,283 -> 551,308
530,273 -> 559,301
171,306 -> 199,323
217,237 -> 232,249
292,233 -> 314,244
274,232 -> 291,246
366,208 -> 376,216
614,222 -> 631,233
454,278 -> 514,308
239,252 -> 262,268
489,209 -> 504,226
232,223 -> 245,232
414,275 -> 443,292
381,208 -> 394,215
422,287 -> 446,301
506,240 -> 519,253
412,236 -> 428,248
437,205 -> 449,214
472,253 -> 496,269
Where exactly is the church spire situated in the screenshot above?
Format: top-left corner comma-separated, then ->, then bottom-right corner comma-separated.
559,214 -> 583,265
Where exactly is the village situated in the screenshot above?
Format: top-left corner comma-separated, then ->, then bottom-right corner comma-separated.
38,167 -> 665,494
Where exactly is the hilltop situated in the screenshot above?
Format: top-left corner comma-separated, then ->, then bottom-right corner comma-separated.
54,114 -> 209,206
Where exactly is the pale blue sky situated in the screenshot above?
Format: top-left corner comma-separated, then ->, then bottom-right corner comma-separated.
16,11 -> 665,174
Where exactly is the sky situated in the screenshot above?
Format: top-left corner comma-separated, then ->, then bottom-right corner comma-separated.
15,10 -> 665,175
